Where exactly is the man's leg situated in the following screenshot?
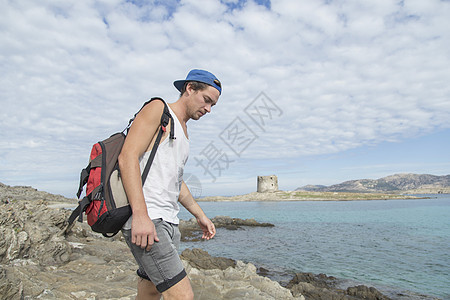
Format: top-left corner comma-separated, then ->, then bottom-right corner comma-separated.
161,276 -> 194,300
123,222 -> 190,299
137,277 -> 161,300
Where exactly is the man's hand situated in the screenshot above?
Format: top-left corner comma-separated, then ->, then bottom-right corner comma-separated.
131,214 -> 159,251
178,181 -> 216,240
196,215 -> 216,240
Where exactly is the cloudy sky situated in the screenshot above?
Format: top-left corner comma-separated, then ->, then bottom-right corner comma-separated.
1,0 -> 450,198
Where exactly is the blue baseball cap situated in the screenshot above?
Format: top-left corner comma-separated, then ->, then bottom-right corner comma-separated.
174,69 -> 222,95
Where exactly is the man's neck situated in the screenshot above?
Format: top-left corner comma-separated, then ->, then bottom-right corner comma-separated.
168,100 -> 189,126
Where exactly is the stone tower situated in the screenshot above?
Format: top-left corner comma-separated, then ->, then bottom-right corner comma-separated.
257,175 -> 278,193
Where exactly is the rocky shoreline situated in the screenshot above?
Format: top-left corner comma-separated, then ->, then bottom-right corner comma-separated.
0,183 -> 434,299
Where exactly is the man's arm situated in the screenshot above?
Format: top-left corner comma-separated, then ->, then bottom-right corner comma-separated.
179,181 -> 216,240
118,100 -> 166,250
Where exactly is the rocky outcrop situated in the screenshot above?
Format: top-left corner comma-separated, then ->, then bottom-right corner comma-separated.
182,249 -> 303,300
0,198 -> 138,299
0,199 -> 72,266
180,215 -> 274,241
0,182 -> 76,204
181,248 -> 236,270
287,272 -> 390,300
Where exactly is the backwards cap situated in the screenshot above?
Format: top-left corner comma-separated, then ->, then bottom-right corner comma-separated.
173,69 -> 222,95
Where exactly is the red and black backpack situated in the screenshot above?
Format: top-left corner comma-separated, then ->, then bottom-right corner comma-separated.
67,97 -> 174,237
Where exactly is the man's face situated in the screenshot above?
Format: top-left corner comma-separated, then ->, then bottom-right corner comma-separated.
188,85 -> 220,120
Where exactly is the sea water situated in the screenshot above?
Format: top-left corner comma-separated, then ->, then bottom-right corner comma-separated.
179,195 -> 450,299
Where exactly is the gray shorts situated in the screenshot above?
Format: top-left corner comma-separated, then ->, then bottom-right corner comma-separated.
122,218 -> 186,293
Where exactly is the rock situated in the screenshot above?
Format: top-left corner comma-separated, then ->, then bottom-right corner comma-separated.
181,248 -> 236,270
211,215 -> 274,228
347,285 -> 390,300
183,252 -> 304,300
0,196 -> 138,299
257,266 -> 271,277
0,201 -> 73,266
0,265 -> 24,300
287,272 -> 338,289
179,215 -> 274,241
287,272 -> 391,300
0,183 -> 76,203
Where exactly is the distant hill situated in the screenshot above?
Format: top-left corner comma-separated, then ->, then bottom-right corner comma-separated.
296,173 -> 450,194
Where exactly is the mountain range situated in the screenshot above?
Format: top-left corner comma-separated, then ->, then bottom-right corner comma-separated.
296,173 -> 450,194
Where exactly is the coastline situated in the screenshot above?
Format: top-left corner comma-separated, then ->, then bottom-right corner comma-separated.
196,190 -> 426,202
1,183 -> 444,299
0,198 -> 407,299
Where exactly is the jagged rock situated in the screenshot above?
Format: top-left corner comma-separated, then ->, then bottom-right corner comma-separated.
0,200 -> 72,266
347,285 -> 390,300
287,272 -> 390,300
0,265 -> 23,300
183,253 -> 304,300
212,215 -> 275,228
181,248 -> 236,270
0,197 -> 137,299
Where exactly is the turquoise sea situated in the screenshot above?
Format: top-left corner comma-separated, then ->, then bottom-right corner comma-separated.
179,195 -> 450,300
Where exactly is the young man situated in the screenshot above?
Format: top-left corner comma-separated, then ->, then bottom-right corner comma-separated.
118,69 -> 221,299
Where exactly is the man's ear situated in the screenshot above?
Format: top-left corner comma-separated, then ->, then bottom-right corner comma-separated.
185,82 -> 193,96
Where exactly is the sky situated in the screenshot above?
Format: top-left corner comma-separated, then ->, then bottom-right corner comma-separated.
1,0 -> 450,198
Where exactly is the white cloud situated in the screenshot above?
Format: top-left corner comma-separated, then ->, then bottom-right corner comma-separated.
1,0 -> 449,196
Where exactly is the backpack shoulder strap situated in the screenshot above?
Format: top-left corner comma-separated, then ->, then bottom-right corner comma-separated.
124,97 -> 173,135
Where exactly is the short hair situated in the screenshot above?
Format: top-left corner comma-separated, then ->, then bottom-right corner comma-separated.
180,81 -> 209,97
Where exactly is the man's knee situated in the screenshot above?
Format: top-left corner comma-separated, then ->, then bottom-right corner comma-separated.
137,277 -> 160,300
162,276 -> 194,300
181,283 -> 194,300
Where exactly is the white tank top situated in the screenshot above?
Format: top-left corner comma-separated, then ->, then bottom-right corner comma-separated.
123,105 -> 189,228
